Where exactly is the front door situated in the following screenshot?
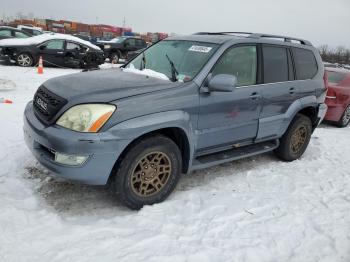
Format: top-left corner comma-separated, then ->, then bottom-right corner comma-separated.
197,45 -> 262,150
39,39 -> 66,67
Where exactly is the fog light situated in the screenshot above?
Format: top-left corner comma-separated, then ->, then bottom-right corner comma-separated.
55,152 -> 89,166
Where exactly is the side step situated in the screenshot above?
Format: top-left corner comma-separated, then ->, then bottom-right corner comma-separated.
191,140 -> 279,171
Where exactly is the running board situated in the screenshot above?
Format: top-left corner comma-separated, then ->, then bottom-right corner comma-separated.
191,140 -> 279,171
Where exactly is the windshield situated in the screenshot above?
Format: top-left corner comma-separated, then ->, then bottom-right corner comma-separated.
126,40 -> 219,82
111,37 -> 126,43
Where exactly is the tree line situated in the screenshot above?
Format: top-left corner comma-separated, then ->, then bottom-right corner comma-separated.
318,45 -> 350,65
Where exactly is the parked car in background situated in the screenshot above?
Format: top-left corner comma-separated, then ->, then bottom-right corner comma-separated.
0,33 -> 104,68
17,25 -> 43,36
0,26 -> 31,40
96,36 -> 147,63
126,47 -> 145,62
23,32 -> 327,209
324,68 -> 350,127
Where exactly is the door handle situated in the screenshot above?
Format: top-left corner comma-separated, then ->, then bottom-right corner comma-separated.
289,87 -> 296,94
249,92 -> 261,100
57,51 -> 64,55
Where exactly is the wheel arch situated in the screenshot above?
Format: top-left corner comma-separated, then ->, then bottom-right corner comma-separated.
108,126 -> 192,185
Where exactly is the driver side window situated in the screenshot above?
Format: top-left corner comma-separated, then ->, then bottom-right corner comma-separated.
45,40 -> 65,50
212,46 -> 257,87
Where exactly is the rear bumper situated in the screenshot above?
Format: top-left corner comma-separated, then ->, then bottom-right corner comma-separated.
23,102 -> 131,185
317,103 -> 328,125
324,102 -> 345,122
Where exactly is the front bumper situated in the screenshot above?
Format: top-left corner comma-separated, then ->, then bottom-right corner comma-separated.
23,102 -> 130,185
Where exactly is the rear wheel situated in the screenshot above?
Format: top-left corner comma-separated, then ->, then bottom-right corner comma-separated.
336,105 -> 350,128
113,135 -> 182,210
16,53 -> 33,67
275,114 -> 312,161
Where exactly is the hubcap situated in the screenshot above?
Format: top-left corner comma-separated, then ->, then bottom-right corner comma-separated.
130,151 -> 172,197
17,54 -> 32,67
342,106 -> 350,125
290,126 -> 307,154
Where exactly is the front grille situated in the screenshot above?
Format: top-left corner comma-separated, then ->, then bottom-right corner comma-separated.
33,86 -> 67,124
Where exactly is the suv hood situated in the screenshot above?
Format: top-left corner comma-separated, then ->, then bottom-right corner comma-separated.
42,68 -> 181,102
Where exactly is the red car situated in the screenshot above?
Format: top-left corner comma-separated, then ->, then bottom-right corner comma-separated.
324,68 -> 350,127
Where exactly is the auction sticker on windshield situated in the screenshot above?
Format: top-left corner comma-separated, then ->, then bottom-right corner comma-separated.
188,45 -> 213,53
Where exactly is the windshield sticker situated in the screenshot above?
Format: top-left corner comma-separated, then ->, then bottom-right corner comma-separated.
188,45 -> 212,53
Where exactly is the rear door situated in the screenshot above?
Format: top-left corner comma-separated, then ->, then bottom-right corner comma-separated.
64,41 -> 85,67
39,39 -> 66,67
256,45 -> 297,140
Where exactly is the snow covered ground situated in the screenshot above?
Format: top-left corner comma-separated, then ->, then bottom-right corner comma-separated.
0,64 -> 349,262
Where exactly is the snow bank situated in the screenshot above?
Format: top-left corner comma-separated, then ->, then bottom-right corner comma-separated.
123,65 -> 170,81
0,33 -> 101,50
0,64 -> 350,261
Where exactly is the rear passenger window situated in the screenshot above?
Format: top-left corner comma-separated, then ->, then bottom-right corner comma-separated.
211,46 -> 257,87
263,46 -> 289,83
292,48 -> 318,80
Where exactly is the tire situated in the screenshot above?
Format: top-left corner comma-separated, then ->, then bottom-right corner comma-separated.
16,53 -> 33,67
113,135 -> 182,210
109,51 -> 120,64
336,105 -> 350,128
274,114 -> 312,162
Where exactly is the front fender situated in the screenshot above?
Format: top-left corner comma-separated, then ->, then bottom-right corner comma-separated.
107,110 -> 195,171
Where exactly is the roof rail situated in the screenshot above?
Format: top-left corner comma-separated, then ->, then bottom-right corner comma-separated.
248,33 -> 312,46
193,32 -> 312,46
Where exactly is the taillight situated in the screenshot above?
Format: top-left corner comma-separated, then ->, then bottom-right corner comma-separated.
326,88 -> 337,100
323,71 -> 328,91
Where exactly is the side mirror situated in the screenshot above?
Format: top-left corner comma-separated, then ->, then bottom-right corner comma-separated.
207,74 -> 237,92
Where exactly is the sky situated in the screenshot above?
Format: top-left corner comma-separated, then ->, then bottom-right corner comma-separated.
1,0 -> 350,48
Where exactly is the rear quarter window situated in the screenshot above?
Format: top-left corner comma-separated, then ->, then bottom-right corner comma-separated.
292,48 -> 318,80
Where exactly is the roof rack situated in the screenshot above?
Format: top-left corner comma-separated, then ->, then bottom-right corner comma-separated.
193,32 -> 312,46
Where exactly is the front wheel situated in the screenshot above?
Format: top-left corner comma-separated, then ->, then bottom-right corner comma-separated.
336,105 -> 350,128
113,135 -> 182,210
275,114 -> 312,161
16,53 -> 33,67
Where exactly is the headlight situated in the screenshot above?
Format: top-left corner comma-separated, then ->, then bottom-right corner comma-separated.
56,104 -> 116,132
104,45 -> 111,49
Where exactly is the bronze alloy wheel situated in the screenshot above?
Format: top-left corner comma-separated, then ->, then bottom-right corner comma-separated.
130,151 -> 172,197
290,125 -> 307,154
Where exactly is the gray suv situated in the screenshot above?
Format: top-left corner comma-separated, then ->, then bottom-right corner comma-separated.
24,32 -> 327,209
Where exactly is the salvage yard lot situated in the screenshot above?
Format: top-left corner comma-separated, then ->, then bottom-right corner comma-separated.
0,65 -> 349,262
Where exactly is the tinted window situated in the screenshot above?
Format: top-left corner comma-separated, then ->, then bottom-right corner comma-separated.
15,31 -> 29,38
263,46 -> 289,83
0,30 -> 11,37
293,48 -> 318,80
212,46 -> 257,87
327,71 -> 346,84
136,39 -> 144,47
66,42 -> 81,50
127,38 -> 136,46
45,40 -> 65,50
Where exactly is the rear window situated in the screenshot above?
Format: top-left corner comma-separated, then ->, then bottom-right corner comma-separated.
263,46 -> 289,83
292,48 -> 318,80
327,71 -> 346,84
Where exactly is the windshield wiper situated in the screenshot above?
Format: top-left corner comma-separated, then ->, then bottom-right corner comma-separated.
140,51 -> 146,70
165,54 -> 179,82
